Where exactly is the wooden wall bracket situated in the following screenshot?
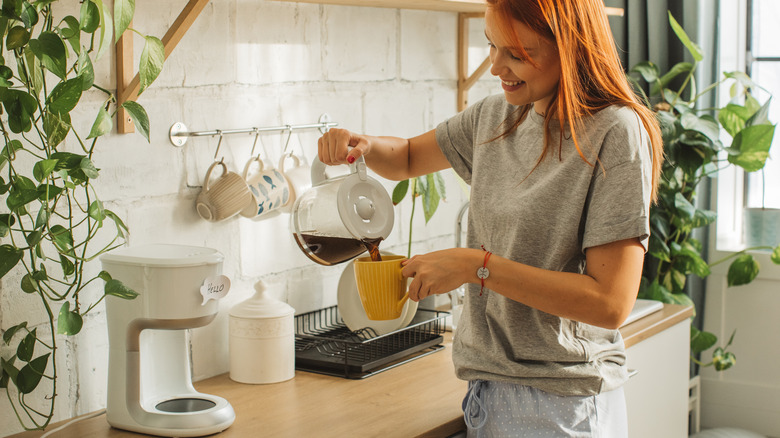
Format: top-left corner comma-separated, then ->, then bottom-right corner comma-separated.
115,0 -> 211,133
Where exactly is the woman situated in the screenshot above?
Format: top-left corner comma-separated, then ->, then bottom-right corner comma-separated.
319,0 -> 663,436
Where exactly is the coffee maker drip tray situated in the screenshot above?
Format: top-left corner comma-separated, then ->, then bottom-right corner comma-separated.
156,398 -> 217,413
294,307 -> 447,379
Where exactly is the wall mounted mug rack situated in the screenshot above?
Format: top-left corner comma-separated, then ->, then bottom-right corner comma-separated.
168,113 -> 337,147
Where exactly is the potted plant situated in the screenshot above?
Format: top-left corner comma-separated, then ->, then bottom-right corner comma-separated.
0,0 -> 164,431
392,173 -> 447,258
630,12 -> 780,372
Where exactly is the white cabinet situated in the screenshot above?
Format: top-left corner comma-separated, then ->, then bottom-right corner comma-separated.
624,318 -> 691,438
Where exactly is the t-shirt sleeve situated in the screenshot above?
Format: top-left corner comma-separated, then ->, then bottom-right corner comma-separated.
434,99 -> 484,185
582,110 -> 653,252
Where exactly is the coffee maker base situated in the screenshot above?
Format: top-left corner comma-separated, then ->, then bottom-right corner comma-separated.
108,394 -> 235,437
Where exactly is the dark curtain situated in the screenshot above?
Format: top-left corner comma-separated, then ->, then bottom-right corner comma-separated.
605,0 -> 720,374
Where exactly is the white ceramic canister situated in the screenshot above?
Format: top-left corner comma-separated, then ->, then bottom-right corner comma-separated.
229,280 -> 295,384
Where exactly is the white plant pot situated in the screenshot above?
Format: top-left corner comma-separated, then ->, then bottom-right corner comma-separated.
743,207 -> 780,247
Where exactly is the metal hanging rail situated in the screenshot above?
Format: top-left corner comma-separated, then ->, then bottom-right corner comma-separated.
168,114 -> 336,147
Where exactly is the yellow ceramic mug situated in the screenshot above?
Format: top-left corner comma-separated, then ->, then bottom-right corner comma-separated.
353,255 -> 410,321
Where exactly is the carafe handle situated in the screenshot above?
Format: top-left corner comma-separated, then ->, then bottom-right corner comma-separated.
310,154 -> 367,186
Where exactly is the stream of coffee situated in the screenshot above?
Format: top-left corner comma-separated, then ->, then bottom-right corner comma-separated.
363,238 -> 383,262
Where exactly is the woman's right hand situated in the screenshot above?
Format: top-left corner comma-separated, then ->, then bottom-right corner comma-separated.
317,128 -> 371,166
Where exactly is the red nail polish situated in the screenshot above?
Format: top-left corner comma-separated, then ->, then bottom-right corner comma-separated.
347,156 -> 355,164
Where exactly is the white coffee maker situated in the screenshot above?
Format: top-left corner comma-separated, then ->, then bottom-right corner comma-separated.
101,244 -> 235,437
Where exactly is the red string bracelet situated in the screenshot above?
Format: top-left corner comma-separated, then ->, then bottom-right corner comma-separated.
477,245 -> 492,296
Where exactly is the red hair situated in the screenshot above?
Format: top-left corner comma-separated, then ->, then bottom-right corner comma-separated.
486,0 -> 663,201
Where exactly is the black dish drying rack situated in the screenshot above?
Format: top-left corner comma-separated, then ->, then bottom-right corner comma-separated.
294,306 -> 448,379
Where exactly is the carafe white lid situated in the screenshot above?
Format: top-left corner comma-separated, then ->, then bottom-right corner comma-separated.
230,280 -> 295,319
337,162 -> 394,240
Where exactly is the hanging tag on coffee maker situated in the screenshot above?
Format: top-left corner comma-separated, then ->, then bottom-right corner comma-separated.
200,275 -> 231,305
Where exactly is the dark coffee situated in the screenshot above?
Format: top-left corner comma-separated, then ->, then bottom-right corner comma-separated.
363,238 -> 383,262
294,234 -> 383,266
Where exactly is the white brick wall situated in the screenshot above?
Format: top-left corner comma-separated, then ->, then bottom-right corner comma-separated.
0,2 -> 493,435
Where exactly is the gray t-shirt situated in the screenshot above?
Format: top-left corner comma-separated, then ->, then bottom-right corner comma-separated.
435,94 -> 653,396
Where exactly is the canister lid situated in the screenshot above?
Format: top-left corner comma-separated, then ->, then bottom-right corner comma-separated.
100,244 -> 223,267
230,280 -> 295,319
337,169 -> 394,240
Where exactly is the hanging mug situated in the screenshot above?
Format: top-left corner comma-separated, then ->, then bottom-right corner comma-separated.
196,161 -> 254,222
240,156 -> 291,219
278,153 -> 311,213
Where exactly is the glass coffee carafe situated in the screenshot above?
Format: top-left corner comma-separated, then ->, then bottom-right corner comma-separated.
291,156 -> 394,266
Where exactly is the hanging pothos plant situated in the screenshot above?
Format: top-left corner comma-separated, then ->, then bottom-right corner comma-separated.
630,12 -> 779,372
0,0 -> 164,431
392,172 -> 447,258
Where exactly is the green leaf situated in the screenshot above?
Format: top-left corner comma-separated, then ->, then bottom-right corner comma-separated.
771,245 -> 780,265
648,233 -> 671,262
59,255 -> 75,277
34,208 -> 49,230
745,97 -> 771,127
29,31 -> 67,78
691,208 -> 717,229
120,100 -> 150,142
25,230 -> 42,247
16,329 -> 36,362
114,0 -> 134,42
43,110 -> 71,147
77,49 -> 95,91
50,224 -> 74,254
0,213 -> 15,237
727,124 -> 776,172
20,272 -> 38,293
651,62 -> 693,96
46,77 -> 83,114
88,200 -> 105,224
6,25 -> 30,49
721,102 -> 753,128
98,270 -> 112,282
20,1 -> 38,28
87,106 -> 112,139
674,192 -> 696,220
0,356 -> 18,389
79,0 -> 99,33
139,35 -> 164,94
629,61 -> 658,84
59,15 -> 81,53
57,302 -> 83,335
2,322 -> 27,345
32,159 -> 58,182
392,179 -> 409,205
0,244 -> 23,278
16,353 -> 49,394
712,347 -> 736,371
94,0 -> 113,60
727,253 -> 760,287
3,89 -> 38,133
422,173 -> 441,223
105,210 -> 128,238
690,326 -> 718,353
668,12 -> 703,62
105,279 -> 138,300
79,157 -> 99,179
680,112 -> 719,143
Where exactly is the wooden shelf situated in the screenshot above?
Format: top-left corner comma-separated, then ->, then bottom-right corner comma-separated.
266,0 -> 486,13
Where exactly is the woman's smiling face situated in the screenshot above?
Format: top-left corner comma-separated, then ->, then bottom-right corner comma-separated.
485,7 -> 561,113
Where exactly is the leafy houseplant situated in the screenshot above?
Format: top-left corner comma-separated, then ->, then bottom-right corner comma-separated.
630,12 -> 780,372
392,173 -> 447,258
0,0 -> 164,431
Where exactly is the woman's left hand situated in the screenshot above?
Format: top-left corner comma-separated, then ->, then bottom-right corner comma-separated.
401,248 -> 480,301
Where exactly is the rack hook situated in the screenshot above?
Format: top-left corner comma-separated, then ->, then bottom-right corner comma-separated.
213,130 -> 224,161
249,128 -> 263,158
282,125 -> 294,156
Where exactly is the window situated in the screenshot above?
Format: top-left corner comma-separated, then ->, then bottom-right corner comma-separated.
715,0 -> 779,251
744,0 -> 780,209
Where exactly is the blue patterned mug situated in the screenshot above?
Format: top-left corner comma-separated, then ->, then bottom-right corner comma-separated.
240,156 -> 291,219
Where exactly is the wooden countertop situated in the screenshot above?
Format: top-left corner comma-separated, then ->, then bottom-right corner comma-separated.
9,304 -> 692,438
